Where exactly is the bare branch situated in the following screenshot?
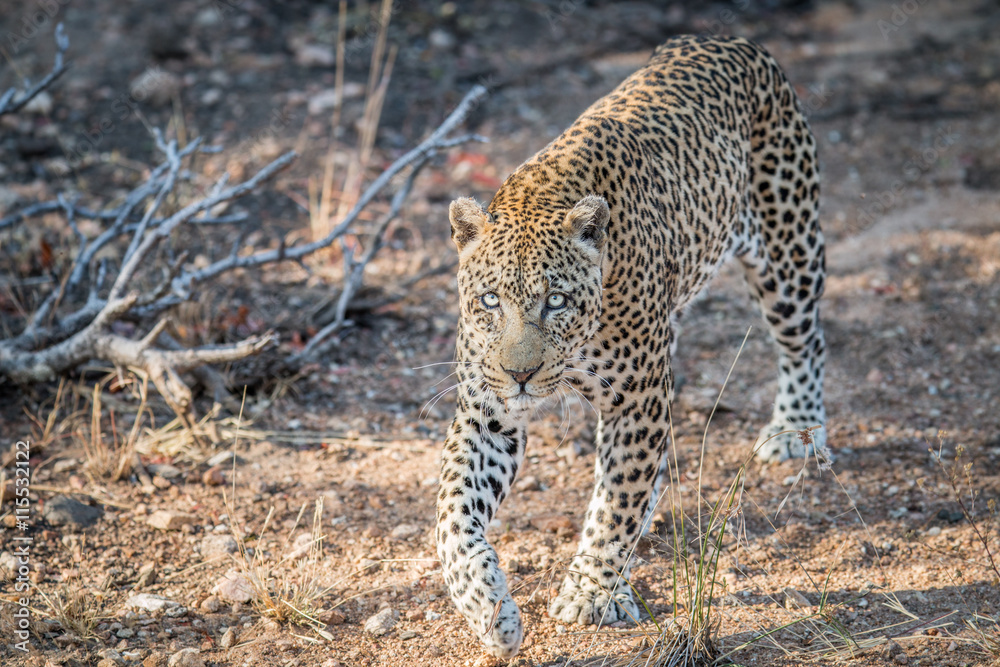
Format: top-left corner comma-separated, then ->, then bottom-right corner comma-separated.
295,159 -> 427,360
1,80 -> 489,423
161,85 -> 489,310
0,23 -> 69,116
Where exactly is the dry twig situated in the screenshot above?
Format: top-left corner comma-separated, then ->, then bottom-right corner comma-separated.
0,23 -> 69,117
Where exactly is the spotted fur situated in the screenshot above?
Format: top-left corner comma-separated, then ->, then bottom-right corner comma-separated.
436,35 -> 827,658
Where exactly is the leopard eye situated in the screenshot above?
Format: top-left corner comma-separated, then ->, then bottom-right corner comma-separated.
546,293 -> 567,310
481,292 -> 500,309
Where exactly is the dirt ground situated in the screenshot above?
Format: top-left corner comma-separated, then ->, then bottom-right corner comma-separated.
2,0 -> 1000,666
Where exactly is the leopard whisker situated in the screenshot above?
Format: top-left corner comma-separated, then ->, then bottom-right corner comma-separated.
563,367 -> 620,402
420,378 -> 476,418
559,379 -> 600,419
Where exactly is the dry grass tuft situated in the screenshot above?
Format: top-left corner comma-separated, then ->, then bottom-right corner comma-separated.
78,378 -> 149,481
32,581 -> 116,643
227,496 -> 337,638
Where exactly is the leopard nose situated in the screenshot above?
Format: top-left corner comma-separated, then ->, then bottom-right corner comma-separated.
505,366 -> 540,385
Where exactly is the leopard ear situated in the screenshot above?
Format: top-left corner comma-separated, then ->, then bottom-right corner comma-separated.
565,195 -> 610,252
449,198 -> 490,252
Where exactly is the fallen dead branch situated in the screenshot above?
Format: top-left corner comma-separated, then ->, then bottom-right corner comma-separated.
0,24 -> 489,425
0,23 -> 69,117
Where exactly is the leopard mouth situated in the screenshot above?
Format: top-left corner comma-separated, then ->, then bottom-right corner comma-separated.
503,381 -> 559,405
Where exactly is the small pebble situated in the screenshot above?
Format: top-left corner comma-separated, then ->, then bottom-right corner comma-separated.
166,648 -> 204,667
220,627 -> 237,649
364,608 -> 398,636
200,596 -> 222,613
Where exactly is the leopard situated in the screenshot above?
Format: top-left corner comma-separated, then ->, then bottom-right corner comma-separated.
435,34 -> 827,659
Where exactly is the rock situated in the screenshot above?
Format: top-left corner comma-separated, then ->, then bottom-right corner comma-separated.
200,596 -> 222,613
428,29 -> 456,50
220,626 -> 237,649
399,630 -> 418,640
201,88 -> 223,106
516,475 -> 541,491
206,451 -> 241,468
148,510 -> 197,531
202,466 -> 225,486
99,659 -> 120,667
287,533 -> 315,559
147,464 -> 183,479
23,91 -> 53,115
124,594 -> 182,614
783,587 -> 812,609
143,652 -> 167,667
136,563 -> 157,588
390,524 -> 422,540
200,534 -> 238,558
98,649 -> 125,665
359,558 -> 380,571
528,513 -> 578,534
43,496 -> 103,528
0,551 -> 17,575
320,608 -> 345,625
424,609 -> 441,621
164,603 -> 188,618
152,476 -> 172,490
307,83 -> 365,115
937,508 -> 964,523
405,608 -> 423,622
212,570 -> 255,603
294,43 -> 336,67
893,652 -> 909,664
130,69 -> 181,108
364,608 -> 398,636
167,648 -> 204,667
52,459 -> 77,474
116,628 -> 135,638
1,481 -> 14,502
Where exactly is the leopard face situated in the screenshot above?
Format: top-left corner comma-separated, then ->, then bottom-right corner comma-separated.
450,195 -> 609,411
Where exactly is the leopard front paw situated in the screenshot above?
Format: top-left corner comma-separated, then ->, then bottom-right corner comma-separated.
548,582 -> 639,626
477,594 -> 523,659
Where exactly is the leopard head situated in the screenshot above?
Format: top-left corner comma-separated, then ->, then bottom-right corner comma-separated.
449,194 -> 610,411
